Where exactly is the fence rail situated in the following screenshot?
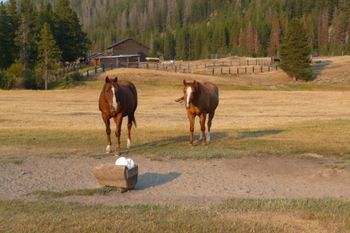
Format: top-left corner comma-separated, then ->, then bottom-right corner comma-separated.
68,57 -> 277,80
138,58 -> 277,76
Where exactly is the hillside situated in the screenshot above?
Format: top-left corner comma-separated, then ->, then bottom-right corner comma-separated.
36,0 -> 350,59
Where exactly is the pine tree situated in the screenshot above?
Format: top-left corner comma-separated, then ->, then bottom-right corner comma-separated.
7,0 -> 19,63
54,0 -> 90,62
16,0 -> 38,69
0,3 -> 13,69
268,18 -> 281,56
37,2 -> 55,31
163,31 -> 175,60
280,19 -> 312,81
175,27 -> 185,59
37,23 -> 62,90
318,9 -> 329,55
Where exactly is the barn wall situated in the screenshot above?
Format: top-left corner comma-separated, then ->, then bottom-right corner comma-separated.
112,40 -> 149,56
100,57 -> 139,68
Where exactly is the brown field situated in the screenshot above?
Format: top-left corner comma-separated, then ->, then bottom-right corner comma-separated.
1,56 -> 350,232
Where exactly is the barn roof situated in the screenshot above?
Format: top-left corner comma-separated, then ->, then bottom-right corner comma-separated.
107,38 -> 150,50
98,54 -> 141,59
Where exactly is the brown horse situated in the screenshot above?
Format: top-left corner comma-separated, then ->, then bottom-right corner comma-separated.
99,76 -> 137,156
176,80 -> 219,145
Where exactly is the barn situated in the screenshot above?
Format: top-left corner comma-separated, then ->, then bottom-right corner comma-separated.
91,38 -> 150,68
107,38 -> 149,59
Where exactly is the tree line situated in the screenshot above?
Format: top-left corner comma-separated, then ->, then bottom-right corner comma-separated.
0,0 -> 90,89
51,0 -> 350,60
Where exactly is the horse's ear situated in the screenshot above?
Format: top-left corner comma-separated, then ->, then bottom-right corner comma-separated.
113,77 -> 118,83
105,76 -> 110,83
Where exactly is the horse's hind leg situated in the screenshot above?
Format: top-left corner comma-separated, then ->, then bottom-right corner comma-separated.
103,114 -> 112,153
199,113 -> 207,145
207,111 -> 215,143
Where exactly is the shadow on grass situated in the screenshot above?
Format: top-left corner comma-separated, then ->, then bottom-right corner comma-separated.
136,172 -> 181,190
237,129 -> 285,139
131,132 -> 228,152
312,60 -> 332,81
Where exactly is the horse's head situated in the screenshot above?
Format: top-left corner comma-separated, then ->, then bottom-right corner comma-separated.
103,76 -> 119,114
183,79 -> 197,109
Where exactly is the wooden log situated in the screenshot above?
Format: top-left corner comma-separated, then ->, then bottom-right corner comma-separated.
93,164 -> 138,191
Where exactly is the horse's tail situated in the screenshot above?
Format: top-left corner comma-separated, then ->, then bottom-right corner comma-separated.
132,115 -> 137,128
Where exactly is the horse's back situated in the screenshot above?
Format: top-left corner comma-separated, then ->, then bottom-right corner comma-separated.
202,82 -> 219,111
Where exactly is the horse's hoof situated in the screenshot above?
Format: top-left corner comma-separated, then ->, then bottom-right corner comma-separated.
106,145 -> 112,154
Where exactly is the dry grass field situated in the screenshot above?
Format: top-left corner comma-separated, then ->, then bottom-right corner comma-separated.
0,56 -> 350,232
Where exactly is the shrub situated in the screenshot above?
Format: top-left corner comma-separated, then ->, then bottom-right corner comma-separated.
23,70 -> 44,89
68,71 -> 84,81
6,63 -> 25,77
0,71 -> 16,89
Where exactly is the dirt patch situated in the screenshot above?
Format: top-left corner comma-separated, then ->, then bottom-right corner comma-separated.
1,155 -> 349,206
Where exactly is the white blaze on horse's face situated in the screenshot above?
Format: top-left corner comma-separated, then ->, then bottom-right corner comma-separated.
112,86 -> 118,111
186,86 -> 192,108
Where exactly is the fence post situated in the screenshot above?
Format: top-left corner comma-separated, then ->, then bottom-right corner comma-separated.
95,66 -> 97,74
86,70 -> 89,77
253,66 -> 255,73
237,68 -> 239,76
268,66 -> 270,72
221,68 -> 223,74
229,68 -> 231,75
245,67 -> 247,74
212,68 -> 214,75
261,66 -> 263,72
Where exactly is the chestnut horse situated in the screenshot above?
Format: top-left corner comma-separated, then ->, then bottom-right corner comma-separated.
99,76 -> 137,156
176,80 -> 219,145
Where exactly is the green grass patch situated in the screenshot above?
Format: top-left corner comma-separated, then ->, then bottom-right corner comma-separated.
0,198 -> 349,232
1,120 -> 349,160
32,187 -> 117,199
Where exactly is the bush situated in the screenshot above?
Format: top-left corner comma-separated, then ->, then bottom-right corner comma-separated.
0,71 -> 16,89
6,63 -> 25,77
68,71 -> 84,81
23,70 -> 44,89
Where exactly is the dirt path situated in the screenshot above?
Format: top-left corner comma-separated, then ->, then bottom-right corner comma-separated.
1,155 -> 349,206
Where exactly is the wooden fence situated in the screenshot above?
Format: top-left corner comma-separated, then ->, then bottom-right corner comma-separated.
138,58 -> 277,76
71,57 -> 277,80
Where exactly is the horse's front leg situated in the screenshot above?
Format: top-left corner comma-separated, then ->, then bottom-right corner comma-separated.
187,111 -> 195,145
103,114 -> 112,153
199,113 -> 207,145
113,113 -> 123,156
